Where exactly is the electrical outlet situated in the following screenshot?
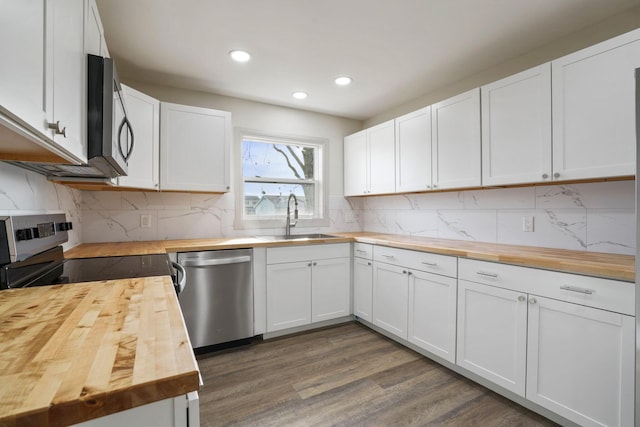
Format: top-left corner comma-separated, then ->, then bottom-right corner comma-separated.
140,214 -> 152,228
522,216 -> 534,232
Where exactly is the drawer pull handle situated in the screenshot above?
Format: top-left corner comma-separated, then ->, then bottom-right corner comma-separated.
356,249 -> 367,254
382,254 -> 395,259
476,271 -> 498,278
421,261 -> 438,267
560,285 -> 593,295
517,295 -> 526,302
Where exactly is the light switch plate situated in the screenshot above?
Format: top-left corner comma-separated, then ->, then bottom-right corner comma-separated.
522,216 -> 534,232
140,214 -> 152,228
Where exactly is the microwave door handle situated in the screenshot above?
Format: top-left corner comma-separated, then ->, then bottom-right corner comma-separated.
118,117 -> 135,161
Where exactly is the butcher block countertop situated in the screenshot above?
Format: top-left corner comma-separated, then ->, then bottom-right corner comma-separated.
65,232 -> 635,282
0,276 -> 199,427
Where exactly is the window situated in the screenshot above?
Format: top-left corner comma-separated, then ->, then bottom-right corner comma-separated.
235,129 -> 328,228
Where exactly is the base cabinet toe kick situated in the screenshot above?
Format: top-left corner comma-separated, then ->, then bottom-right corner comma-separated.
357,246 -> 634,427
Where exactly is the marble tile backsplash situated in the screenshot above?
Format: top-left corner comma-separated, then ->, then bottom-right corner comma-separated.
0,163 -> 82,250
360,181 -> 635,255
0,158 -> 633,256
80,192 -> 365,242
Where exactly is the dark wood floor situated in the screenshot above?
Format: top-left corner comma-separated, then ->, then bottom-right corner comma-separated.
196,322 -> 558,427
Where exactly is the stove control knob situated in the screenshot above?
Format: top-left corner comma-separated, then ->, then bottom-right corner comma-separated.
31,227 -> 40,238
16,228 -> 33,241
56,222 -> 73,231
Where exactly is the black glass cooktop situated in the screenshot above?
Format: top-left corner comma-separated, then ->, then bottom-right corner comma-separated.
2,250 -> 174,289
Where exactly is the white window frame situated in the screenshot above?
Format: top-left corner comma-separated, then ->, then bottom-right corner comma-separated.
234,128 -> 329,230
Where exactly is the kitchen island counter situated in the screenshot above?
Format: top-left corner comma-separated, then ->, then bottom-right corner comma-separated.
64,233 -> 635,282
0,276 -> 199,427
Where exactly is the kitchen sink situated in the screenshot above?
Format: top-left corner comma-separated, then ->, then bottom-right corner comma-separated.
254,233 -> 340,241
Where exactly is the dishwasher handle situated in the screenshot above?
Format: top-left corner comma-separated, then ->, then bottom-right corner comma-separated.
180,255 -> 251,268
172,261 -> 187,294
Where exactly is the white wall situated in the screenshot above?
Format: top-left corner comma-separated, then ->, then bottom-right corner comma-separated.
0,162 -> 82,250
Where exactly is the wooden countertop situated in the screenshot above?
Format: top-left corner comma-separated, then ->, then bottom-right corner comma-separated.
65,232 -> 635,282
0,276 -> 200,427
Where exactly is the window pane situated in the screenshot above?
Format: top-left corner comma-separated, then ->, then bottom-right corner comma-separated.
242,139 -> 315,180
244,182 -> 315,217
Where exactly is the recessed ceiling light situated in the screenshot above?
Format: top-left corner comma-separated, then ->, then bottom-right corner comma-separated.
292,91 -> 308,100
229,50 -> 251,62
335,76 -> 352,86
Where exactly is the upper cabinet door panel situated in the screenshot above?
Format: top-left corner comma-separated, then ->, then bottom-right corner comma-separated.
0,2 -> 49,136
160,102 -> 231,192
118,85 -> 160,190
481,64 -> 552,186
50,0 -> 87,162
344,130 -> 367,196
395,107 -> 431,193
432,88 -> 481,190
368,119 -> 396,195
552,30 -> 640,180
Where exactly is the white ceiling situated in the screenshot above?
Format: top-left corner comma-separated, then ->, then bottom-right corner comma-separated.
96,0 -> 639,120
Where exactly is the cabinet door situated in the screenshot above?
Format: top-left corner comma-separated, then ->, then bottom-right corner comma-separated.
353,257 -> 373,322
118,85 -> 160,190
0,1 -> 49,137
85,0 -> 107,57
395,107 -> 432,192
552,30 -> 640,180
49,0 -> 87,162
432,88 -> 481,190
160,102 -> 231,192
344,130 -> 367,196
456,280 -> 527,396
372,262 -> 408,340
526,296 -> 634,427
481,64 -> 552,186
311,257 -> 350,322
408,270 -> 457,363
266,261 -> 311,332
368,120 -> 396,195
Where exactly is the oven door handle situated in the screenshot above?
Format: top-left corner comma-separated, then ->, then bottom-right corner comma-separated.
172,261 -> 187,294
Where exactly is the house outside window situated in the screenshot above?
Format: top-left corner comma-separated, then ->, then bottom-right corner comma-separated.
235,129 -> 328,229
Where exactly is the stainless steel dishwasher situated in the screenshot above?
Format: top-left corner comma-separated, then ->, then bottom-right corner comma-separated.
177,249 -> 253,349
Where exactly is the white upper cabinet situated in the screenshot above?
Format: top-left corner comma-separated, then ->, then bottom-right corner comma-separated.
160,102 -> 231,192
481,64 -> 552,186
117,85 -> 160,190
343,130 -> 368,196
0,2 -> 49,137
0,0 -> 87,164
85,0 -> 106,57
432,88 -> 481,190
395,107 -> 432,192
47,0 -> 87,163
552,29 -> 640,180
368,120 -> 396,195
344,120 -> 395,196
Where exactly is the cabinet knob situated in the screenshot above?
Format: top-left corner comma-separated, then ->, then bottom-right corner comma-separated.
529,297 -> 537,305
517,295 -> 526,302
553,172 -> 560,179
308,263 -> 312,267
402,270 -> 407,274
542,173 -> 549,179
313,262 -> 317,266
48,121 -> 66,137
367,262 -> 371,266
407,271 -> 412,276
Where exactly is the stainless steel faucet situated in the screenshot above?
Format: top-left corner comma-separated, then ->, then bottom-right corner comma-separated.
285,193 -> 298,236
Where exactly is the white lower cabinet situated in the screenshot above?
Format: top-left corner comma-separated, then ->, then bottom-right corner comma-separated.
372,262 -> 409,339
456,279 -> 528,396
266,243 -> 350,333
266,261 -> 312,332
73,392 -> 199,427
408,270 -> 457,363
526,296 -> 634,427
353,243 -> 374,322
311,257 -> 350,322
458,258 -> 635,427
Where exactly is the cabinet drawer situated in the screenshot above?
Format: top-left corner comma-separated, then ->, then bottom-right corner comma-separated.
354,243 -> 373,260
459,258 -> 634,315
373,246 -> 457,278
267,243 -> 350,264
